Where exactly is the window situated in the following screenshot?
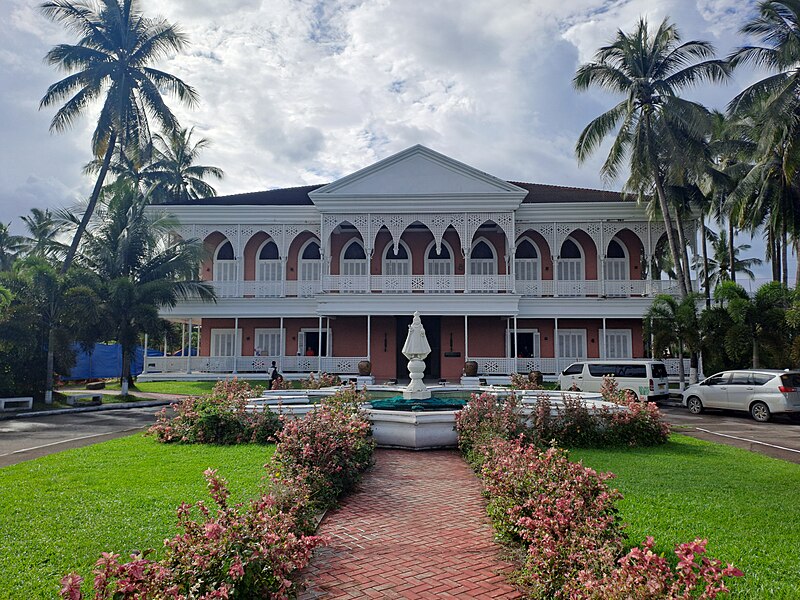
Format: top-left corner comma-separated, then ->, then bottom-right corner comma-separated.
384,243 -> 410,276
469,240 -> 496,275
211,328 -> 240,357
299,241 -> 321,280
604,329 -> 632,359
558,329 -> 587,359
729,372 -> 751,385
588,364 -> 617,377
604,239 -> 628,280
705,373 -> 730,386
257,241 -> 281,281
214,241 -> 236,281
563,363 -> 583,375
652,363 -> 668,379
254,328 -> 282,357
619,364 -> 647,378
515,239 -> 540,282
557,238 -> 584,281
426,243 -> 453,275
341,240 -> 367,276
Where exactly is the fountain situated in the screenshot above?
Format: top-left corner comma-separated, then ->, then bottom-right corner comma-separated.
250,311 -> 623,450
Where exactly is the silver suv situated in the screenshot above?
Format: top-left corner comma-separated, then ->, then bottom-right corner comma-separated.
682,370 -> 800,422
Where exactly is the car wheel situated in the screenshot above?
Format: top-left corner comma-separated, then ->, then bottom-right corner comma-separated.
686,396 -> 703,414
750,401 -> 771,423
623,389 -> 639,401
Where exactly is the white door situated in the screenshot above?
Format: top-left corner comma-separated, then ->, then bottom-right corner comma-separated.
426,257 -> 453,292
604,329 -> 632,359
211,328 -> 241,357
254,328 -> 282,357
558,259 -> 583,280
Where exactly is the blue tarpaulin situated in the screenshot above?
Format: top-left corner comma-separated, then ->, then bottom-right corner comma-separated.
64,343 -> 164,380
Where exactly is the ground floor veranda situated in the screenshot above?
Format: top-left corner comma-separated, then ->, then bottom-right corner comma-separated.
142,315 -> 692,382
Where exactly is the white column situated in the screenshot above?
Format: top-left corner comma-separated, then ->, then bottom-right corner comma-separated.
181,323 -> 187,373
367,314 -> 372,361
464,315 -> 469,359
196,324 -> 201,360
599,223 -> 606,297
143,334 -> 149,374
233,317 -> 239,374
281,258 -> 287,297
554,317 -> 559,374
163,335 -> 168,358
279,316 -> 285,372
602,317 -> 607,359
326,317 -> 331,357
186,319 -> 193,373
513,316 -> 518,372
318,315 -> 323,373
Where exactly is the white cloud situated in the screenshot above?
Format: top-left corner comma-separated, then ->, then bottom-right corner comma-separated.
0,0 -> 792,280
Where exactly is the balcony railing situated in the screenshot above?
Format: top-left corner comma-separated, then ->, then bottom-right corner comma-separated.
208,277 -> 689,298
144,355 -> 368,375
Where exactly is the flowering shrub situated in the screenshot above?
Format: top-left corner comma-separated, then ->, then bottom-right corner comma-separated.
149,379 -> 280,445
300,372 -> 341,389
270,377 -> 292,390
455,392 -> 524,468
272,385 -> 374,511
480,438 -> 624,598
59,470 -> 325,600
509,372 -> 543,390
565,536 -> 744,599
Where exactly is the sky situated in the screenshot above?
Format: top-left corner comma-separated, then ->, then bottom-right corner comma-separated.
0,0 -> 794,285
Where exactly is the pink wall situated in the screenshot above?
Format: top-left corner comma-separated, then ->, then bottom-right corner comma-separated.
331,317 -> 368,356
440,316 -> 466,380
614,228 -> 645,279
201,232 -> 228,281
329,232 -> 364,275
368,316 -> 397,381
516,231 -> 554,279
286,231 -> 318,281
242,232 -> 271,281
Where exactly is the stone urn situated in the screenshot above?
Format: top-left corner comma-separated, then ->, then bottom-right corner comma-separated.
464,360 -> 478,377
358,360 -> 372,376
528,370 -> 543,386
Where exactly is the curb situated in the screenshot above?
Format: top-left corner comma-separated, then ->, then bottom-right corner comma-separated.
1,400 -> 173,420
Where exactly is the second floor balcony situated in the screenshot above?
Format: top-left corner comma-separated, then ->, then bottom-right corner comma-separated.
208,275 -> 690,299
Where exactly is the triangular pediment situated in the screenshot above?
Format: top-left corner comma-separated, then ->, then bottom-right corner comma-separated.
309,145 -> 527,210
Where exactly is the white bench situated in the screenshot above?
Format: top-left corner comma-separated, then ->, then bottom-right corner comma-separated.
0,397 -> 33,411
65,394 -> 103,406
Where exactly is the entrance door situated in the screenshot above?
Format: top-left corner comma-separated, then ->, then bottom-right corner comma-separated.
395,315 -> 441,380
298,330 -> 329,356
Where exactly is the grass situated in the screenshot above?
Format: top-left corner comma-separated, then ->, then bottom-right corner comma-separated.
0,434 -> 274,599
570,434 -> 800,598
106,380 -> 278,396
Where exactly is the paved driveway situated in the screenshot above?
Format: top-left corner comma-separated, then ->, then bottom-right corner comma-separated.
0,407 -> 162,468
660,404 -> 800,464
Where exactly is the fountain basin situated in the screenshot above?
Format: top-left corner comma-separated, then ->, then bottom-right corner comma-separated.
365,408 -> 460,449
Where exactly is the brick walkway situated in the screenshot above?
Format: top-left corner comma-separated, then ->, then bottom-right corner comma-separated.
300,449 -> 521,599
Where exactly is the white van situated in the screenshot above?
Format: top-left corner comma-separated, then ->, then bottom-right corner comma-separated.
558,360 -> 670,401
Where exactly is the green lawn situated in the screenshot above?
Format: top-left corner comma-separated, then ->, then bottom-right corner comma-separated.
0,435 -> 274,599
571,435 -> 800,599
107,379 -> 272,396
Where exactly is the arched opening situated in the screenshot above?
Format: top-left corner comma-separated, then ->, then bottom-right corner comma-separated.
469,238 -> 497,275
256,240 -> 281,281
515,238 -> 541,283
341,239 -> 368,276
425,240 -> 454,292
557,237 -> 584,281
298,240 -> 321,295
605,238 -> 629,280
214,240 -> 236,281
383,241 -> 411,276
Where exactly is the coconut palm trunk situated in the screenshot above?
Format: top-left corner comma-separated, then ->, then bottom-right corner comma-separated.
653,169 -> 689,298
700,216 -> 711,307
674,209 -> 694,294
728,218 -> 736,283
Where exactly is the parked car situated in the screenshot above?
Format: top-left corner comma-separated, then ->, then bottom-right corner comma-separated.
558,360 -> 670,401
682,370 -> 800,422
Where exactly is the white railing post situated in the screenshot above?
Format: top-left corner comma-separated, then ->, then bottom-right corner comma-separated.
142,333 -> 148,374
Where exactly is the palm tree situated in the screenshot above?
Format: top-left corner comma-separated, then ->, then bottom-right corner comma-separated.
142,126 -> 224,203
692,228 -> 763,290
574,17 -> 729,298
644,292 -> 703,387
78,180 -> 214,395
714,281 -> 792,368
729,1 -> 800,285
39,0 -> 197,274
21,208 -> 62,259
0,224 -> 26,271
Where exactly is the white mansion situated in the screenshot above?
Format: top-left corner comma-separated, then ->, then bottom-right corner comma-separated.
145,145 -> 695,382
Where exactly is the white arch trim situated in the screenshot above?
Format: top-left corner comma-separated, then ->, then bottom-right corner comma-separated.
382,239 -> 412,274
424,238 -> 455,275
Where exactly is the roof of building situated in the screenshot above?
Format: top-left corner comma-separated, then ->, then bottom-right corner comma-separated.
166,181 -> 626,206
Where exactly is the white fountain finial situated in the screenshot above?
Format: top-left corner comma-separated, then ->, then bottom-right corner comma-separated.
402,311 -> 431,400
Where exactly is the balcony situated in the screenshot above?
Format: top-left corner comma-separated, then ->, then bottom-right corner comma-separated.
208,277 -> 691,299
144,355 -> 367,375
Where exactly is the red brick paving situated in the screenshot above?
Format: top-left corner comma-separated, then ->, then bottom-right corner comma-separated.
300,449 -> 521,599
